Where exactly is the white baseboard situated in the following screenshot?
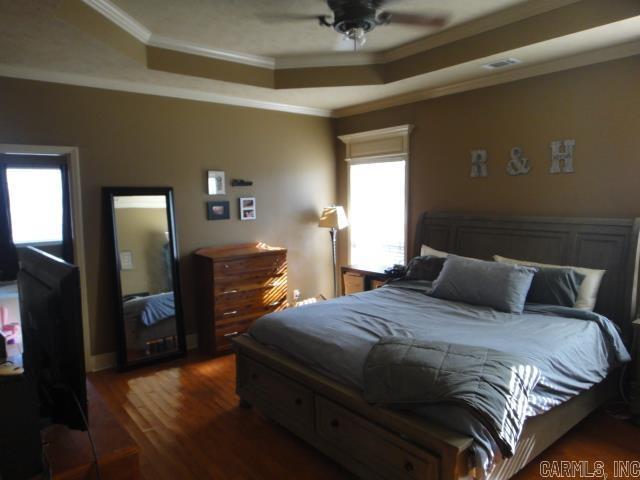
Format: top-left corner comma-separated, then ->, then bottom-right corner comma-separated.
91,351 -> 117,372
89,333 -> 199,372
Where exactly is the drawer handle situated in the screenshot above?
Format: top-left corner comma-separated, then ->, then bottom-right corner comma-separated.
223,310 -> 238,316
330,419 -> 339,428
224,264 -> 230,269
223,289 -> 238,294
294,398 -> 303,406
404,461 -> 414,473
251,373 -> 259,380
223,331 -> 239,338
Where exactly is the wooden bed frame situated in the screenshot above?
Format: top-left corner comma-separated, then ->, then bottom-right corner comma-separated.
233,213 -> 640,480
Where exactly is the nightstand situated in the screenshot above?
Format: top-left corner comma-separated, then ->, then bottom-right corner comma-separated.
340,265 -> 391,295
631,318 -> 640,424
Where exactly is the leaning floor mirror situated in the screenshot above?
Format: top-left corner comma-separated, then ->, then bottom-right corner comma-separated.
104,187 -> 186,369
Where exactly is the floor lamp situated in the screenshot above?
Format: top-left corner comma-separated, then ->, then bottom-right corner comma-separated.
319,206 -> 349,298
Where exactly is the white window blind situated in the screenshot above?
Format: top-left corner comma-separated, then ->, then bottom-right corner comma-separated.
349,157 -> 406,267
6,168 -> 63,244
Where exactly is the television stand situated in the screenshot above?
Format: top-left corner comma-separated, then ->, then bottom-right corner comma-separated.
42,379 -> 140,479
0,357 -> 42,480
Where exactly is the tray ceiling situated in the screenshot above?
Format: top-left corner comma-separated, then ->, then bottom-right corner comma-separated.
110,0 -> 527,57
0,0 -> 639,117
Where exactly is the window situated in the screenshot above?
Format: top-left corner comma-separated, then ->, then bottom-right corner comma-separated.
6,168 -> 63,244
349,158 -> 406,267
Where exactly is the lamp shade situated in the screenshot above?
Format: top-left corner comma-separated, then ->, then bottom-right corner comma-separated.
319,206 -> 348,230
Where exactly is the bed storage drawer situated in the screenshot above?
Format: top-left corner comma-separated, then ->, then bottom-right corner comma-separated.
238,357 -> 314,435
316,397 -> 439,480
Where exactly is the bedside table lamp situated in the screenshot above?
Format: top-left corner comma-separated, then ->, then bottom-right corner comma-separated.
319,205 -> 349,298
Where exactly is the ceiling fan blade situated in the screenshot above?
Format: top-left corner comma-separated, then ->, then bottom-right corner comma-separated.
374,0 -> 403,6
385,11 -> 448,28
257,13 -> 326,24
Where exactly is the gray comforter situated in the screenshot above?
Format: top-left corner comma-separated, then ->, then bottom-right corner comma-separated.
123,292 -> 175,327
249,282 -> 630,476
363,336 -> 541,458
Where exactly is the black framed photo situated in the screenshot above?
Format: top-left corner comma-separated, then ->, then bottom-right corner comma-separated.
206,200 -> 230,220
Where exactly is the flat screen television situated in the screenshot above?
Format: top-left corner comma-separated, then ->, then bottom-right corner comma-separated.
17,246 -> 87,430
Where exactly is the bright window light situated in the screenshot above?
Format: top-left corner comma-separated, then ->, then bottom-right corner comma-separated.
349,159 -> 405,267
6,168 -> 63,244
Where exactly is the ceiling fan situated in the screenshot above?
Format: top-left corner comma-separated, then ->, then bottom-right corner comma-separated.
264,0 -> 448,52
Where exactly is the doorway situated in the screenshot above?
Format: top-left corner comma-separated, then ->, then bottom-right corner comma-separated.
0,154 -> 74,357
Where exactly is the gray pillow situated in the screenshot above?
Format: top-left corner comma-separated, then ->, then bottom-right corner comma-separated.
405,255 -> 446,281
430,256 -> 537,313
526,267 -> 585,307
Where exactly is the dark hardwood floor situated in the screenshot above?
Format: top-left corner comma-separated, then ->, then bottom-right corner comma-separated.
91,353 -> 640,480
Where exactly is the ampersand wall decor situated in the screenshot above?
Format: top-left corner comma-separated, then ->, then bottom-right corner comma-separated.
506,147 -> 531,176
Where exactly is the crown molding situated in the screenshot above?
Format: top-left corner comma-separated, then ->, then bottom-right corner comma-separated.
3,39 -> 637,121
338,124 -> 413,162
333,38 -> 640,118
83,0 -> 276,69
0,65 -> 331,117
275,52 -> 383,69
338,125 -> 413,144
82,0 -> 150,42
148,34 -> 276,69
380,0 -> 581,63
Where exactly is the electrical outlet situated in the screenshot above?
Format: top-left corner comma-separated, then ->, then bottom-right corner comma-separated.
293,289 -> 301,301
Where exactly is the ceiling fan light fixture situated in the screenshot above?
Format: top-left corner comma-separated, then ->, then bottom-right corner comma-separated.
316,0 -> 449,53
344,27 -> 366,51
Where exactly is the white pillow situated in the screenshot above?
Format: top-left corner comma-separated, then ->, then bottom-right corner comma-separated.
493,255 -> 605,311
420,244 -> 449,258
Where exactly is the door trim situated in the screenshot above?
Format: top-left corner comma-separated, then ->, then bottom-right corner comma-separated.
0,144 -> 93,371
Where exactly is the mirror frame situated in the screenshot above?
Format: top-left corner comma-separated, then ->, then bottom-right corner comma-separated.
103,186 -> 186,370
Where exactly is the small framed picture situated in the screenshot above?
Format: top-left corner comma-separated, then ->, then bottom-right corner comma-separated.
206,200 -> 230,220
207,171 -> 226,195
119,250 -> 133,270
239,197 -> 256,221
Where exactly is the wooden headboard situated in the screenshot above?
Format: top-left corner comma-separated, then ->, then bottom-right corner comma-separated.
414,212 -> 640,341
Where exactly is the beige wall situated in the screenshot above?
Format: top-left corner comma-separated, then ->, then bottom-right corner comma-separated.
0,76 -> 336,355
335,55 -> 640,266
114,207 -> 171,296
4,54 -> 639,355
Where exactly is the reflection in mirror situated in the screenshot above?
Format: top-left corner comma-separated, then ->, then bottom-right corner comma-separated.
105,189 -> 185,369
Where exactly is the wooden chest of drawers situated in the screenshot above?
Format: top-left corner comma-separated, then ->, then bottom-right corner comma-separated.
194,243 -> 288,355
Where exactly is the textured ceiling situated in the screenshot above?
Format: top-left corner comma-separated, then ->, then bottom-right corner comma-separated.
111,0 -> 528,56
0,0 -> 382,110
